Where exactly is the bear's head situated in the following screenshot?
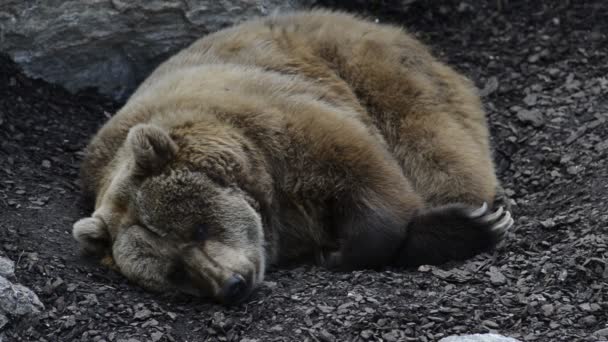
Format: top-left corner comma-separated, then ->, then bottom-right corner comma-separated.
73,122 -> 272,305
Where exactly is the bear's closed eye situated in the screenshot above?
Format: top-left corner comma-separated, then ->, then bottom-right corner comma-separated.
194,223 -> 208,241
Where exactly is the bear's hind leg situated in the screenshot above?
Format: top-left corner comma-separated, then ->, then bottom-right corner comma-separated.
390,116 -> 514,267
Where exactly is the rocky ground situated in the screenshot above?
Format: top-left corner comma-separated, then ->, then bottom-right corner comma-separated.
1,1 -> 607,341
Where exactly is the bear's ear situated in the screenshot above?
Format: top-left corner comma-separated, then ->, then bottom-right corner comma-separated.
73,217 -> 110,255
126,124 -> 178,175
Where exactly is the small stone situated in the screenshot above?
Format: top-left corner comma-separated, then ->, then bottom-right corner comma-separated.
317,304 -> 334,313
539,218 -> 556,229
269,325 -> 283,332
418,265 -> 431,272
593,328 -> 608,337
594,140 -> 608,152
337,302 -> 355,311
319,329 -> 336,342
141,318 -> 159,328
487,266 -> 507,285
480,76 -> 499,97
579,303 -> 592,311
382,330 -> 400,342
0,313 -> 8,329
41,160 -> 51,168
134,309 -> 152,320
566,165 -> 582,175
361,330 -> 373,339
0,257 -> 15,278
516,109 -> 544,127
541,304 -> 554,316
482,320 -> 500,328
523,93 -> 537,106
528,53 -> 540,63
589,303 -> 601,312
151,332 -> 163,342
262,281 -> 277,289
582,315 -> 597,326
64,315 -> 77,328
376,318 -> 388,326
83,293 -> 99,306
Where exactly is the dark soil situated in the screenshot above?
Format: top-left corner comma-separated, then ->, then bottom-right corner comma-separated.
2,1 -> 607,341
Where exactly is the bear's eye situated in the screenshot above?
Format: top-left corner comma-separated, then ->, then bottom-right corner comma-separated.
194,223 -> 208,241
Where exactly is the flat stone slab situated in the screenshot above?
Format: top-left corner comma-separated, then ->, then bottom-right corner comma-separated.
439,333 -> 522,342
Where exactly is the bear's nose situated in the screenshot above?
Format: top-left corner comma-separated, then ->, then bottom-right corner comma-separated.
221,274 -> 249,304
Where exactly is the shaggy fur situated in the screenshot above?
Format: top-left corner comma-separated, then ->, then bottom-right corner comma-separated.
73,10 -> 512,304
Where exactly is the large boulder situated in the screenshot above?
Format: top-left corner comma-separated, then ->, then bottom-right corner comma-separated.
0,0 -> 312,100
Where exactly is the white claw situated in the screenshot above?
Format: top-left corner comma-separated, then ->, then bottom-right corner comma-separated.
483,206 -> 504,223
470,202 -> 488,218
492,211 -> 513,232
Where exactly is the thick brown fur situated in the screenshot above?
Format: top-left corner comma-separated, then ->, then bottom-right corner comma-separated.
73,10 -> 511,304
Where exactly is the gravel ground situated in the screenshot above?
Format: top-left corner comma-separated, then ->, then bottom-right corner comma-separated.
1,1 -> 607,341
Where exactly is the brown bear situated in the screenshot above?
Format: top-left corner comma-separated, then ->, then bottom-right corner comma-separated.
72,10 -> 513,305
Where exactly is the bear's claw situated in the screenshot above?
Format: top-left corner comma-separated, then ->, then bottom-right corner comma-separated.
469,202 -> 488,218
469,204 -> 513,237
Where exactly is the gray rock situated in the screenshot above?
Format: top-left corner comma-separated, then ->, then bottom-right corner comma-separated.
516,109 -> 545,127
487,266 -> 507,285
0,0 -> 313,100
439,334 -> 522,342
593,328 -> 608,337
480,76 -> 499,97
0,313 -> 7,330
0,257 -> 14,278
0,275 -> 45,317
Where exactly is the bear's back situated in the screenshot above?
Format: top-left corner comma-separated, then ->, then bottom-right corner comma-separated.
82,10 -> 493,208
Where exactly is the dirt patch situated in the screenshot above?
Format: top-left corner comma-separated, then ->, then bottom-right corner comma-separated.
1,1 -> 607,341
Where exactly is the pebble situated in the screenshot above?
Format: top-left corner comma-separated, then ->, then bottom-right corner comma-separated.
0,313 -> 8,329
134,309 -> 152,320
516,109 -> 544,127
268,325 -> 283,332
0,257 -> 15,278
319,329 -> 336,342
361,330 -> 373,339
581,315 -> 597,326
541,304 -> 554,316
482,320 -> 500,329
487,267 -> 507,285
593,328 -> 608,337
151,332 -> 163,342
63,315 -> 77,328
